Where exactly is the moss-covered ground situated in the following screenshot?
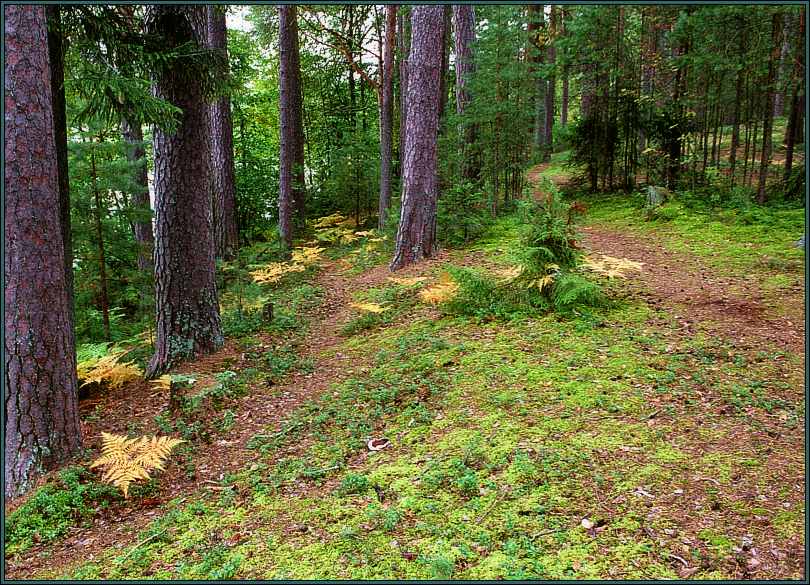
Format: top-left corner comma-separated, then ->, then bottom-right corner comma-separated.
8,164 -> 804,579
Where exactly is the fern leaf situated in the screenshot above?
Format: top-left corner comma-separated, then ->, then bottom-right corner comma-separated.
350,302 -> 387,314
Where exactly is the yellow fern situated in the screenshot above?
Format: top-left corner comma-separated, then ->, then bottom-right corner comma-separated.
350,302 -> 387,313
90,432 -> 185,498
387,276 -> 428,286
419,274 -> 460,304
151,375 -> 172,391
581,255 -> 643,279
77,352 -> 142,390
249,261 -> 306,285
312,213 -> 348,229
291,246 -> 324,266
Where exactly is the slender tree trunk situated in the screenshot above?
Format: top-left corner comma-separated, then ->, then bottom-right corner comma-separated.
120,117 -> 155,273
398,8 -> 410,194
453,4 -> 478,182
390,6 -> 444,271
529,5 -> 546,154
378,5 -> 397,229
784,11 -> 804,180
561,68 -> 569,126
45,6 -> 74,336
4,4 -> 82,497
145,5 -> 223,378
543,5 -> 557,160
207,5 -> 239,258
438,6 -> 451,120
89,146 -> 111,341
757,11 -> 783,204
729,24 -> 745,185
278,5 -> 306,246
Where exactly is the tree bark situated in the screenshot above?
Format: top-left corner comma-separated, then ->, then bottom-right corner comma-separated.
278,5 -> 306,247
145,5 -> 223,378
397,9 -> 410,194
45,5 -> 74,336
4,4 -> 82,497
453,4 -> 478,182
207,5 -> 239,258
390,6 -> 444,271
757,11 -> 783,204
784,10 -> 804,180
528,5 -> 547,153
378,5 -> 397,230
543,5 -> 557,160
120,117 -> 155,273
89,145 -> 112,341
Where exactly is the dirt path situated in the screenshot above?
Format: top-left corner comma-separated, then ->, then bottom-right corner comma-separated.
5,253 -> 451,579
527,162 -> 805,357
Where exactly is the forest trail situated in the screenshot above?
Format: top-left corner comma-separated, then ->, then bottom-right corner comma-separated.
527,162 -> 805,357
4,252 -> 454,579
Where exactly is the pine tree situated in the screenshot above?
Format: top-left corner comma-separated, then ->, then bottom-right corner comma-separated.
145,5 -> 223,377
4,4 -> 82,497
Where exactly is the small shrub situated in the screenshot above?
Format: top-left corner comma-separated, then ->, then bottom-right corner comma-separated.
337,473 -> 370,495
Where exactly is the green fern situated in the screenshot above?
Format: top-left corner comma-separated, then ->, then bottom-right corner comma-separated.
550,273 -> 605,312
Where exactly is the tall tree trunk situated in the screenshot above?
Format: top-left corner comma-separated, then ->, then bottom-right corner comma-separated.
728,22 -> 746,186
453,4 -> 478,182
784,10 -> 804,180
528,5 -> 546,154
145,5 -> 223,378
561,68 -> 569,126
390,6 -> 444,271
4,4 -> 82,497
120,117 -> 155,273
207,5 -> 239,258
89,145 -> 112,341
45,5 -> 74,336
397,8 -> 410,192
543,5 -> 557,160
278,5 -> 306,247
757,10 -> 784,204
378,5 -> 397,229
438,6 -> 451,120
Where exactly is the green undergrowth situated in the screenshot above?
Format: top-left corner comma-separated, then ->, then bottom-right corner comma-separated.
584,191 -> 804,276
54,292 -> 803,579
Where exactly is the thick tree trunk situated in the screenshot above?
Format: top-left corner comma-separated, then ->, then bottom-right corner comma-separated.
207,5 -> 239,258
453,5 -> 478,182
4,4 -> 82,497
390,6 -> 444,271
120,118 -> 155,273
378,5 -> 397,229
278,5 -> 306,247
757,11 -> 783,204
145,5 -> 223,378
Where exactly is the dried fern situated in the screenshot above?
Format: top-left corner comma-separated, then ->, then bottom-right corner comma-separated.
350,302 -> 387,313
77,352 -> 142,390
581,255 -> 643,279
90,432 -> 185,498
419,274 -> 460,305
249,261 -> 306,285
387,276 -> 428,286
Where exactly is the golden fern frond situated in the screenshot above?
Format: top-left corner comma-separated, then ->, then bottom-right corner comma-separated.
387,276 -> 428,286
91,433 -> 185,498
311,213 -> 348,229
151,375 -> 172,391
350,302 -> 387,314
77,352 -> 142,390
419,274 -> 460,305
250,261 -> 306,285
291,246 -> 324,266
581,254 -> 643,279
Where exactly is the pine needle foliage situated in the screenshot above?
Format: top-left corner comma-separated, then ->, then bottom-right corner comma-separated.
90,432 -> 185,498
77,351 -> 142,390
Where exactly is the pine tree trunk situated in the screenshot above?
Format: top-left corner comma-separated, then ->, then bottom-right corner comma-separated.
729,23 -> 745,186
453,4 -> 478,182
4,4 -> 82,497
529,5 -> 547,153
45,5 -> 74,337
145,5 -> 223,378
784,11 -> 804,180
378,5 -> 396,229
543,6 -> 557,160
390,6 -> 444,271
398,9 -> 410,192
438,6 -> 451,120
757,11 -> 783,204
278,5 -> 306,246
89,145 -> 112,341
207,5 -> 239,258
120,117 -> 155,273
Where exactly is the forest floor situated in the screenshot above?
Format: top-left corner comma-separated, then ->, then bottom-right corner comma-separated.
5,160 -> 805,580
